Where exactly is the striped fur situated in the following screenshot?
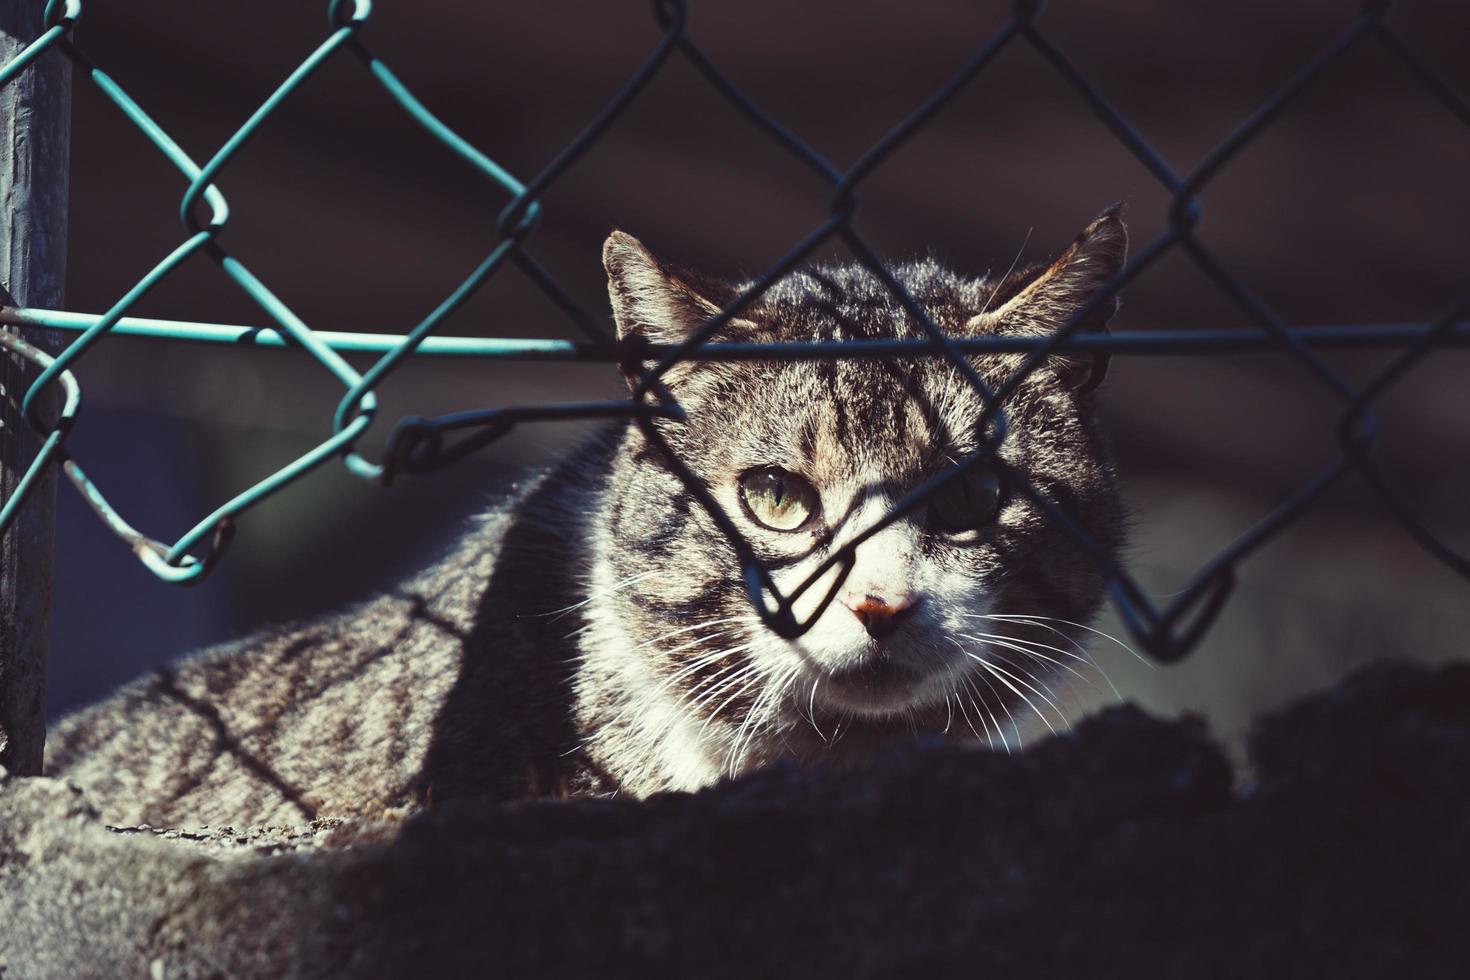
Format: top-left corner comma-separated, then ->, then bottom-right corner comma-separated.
45,211 -> 1127,824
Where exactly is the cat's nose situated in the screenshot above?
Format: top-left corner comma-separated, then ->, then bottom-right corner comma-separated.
848,593 -> 921,639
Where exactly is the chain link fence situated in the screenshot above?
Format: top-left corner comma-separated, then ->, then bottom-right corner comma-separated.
2,0 -> 1467,665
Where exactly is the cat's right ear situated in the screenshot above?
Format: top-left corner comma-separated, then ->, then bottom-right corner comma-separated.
603,232 -> 760,388
604,231 -> 717,345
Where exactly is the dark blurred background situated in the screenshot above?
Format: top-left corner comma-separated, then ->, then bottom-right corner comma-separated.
42,1 -> 1470,754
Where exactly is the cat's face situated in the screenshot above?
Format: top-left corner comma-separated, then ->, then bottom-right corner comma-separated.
600,213 -> 1125,742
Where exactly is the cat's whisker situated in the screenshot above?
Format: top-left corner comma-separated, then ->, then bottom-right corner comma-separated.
952,690 -> 987,752
777,665 -> 806,728
691,661 -> 767,739
578,616 -> 746,681
956,634 -> 1076,730
962,615 -> 1105,670
722,683 -> 764,776
946,636 -> 1010,749
1008,659 -> 1071,733
993,645 -> 1091,720
544,571 -> 657,621
727,664 -> 798,776
973,616 -> 1122,699
582,635 -> 756,746
986,650 -> 1074,735
561,622 -> 597,642
960,628 -> 1103,695
806,675 -> 827,744
944,637 -> 1001,751
977,226 -> 1034,315
918,640 -> 962,737
962,648 -> 1061,737
652,664 -> 758,764
962,612 -> 1123,698
829,709 -> 854,748
726,668 -> 776,769
952,686 -> 988,746
623,643 -> 761,750
584,639 -> 745,750
725,662 -> 800,776
982,613 -> 1150,667
682,648 -> 760,707
630,616 -> 749,655
645,641 -> 751,702
664,628 -> 748,662
964,675 -> 1010,754
964,661 -> 1022,751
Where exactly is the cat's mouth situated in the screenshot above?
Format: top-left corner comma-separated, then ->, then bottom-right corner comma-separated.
817,649 -> 938,715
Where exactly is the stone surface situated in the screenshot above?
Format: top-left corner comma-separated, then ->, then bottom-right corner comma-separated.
2,658 -> 1468,978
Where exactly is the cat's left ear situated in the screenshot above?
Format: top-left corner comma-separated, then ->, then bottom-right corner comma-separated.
966,207 -> 1128,391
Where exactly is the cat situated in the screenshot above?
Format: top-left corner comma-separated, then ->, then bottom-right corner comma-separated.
42,209 -> 1128,828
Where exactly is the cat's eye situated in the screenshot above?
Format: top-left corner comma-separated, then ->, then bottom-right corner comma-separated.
739,467 -> 820,532
929,465 -> 1003,533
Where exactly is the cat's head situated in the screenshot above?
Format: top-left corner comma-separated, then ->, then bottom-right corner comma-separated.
598,211 -> 1126,744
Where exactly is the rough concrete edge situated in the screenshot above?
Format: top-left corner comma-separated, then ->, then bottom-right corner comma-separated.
0,771 -> 347,977
4,658 -> 1466,977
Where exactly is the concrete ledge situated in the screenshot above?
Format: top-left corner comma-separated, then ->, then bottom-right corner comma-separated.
3,659 -> 1468,978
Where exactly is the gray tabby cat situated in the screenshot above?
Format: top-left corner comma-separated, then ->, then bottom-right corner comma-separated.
44,210 -> 1127,827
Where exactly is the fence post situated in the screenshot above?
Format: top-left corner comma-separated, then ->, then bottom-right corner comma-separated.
0,2 -> 70,776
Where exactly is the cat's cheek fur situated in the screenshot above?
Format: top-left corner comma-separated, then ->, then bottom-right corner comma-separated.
572,540 -> 733,796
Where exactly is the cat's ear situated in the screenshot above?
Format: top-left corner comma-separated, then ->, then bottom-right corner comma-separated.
603,231 -> 742,343
967,207 -> 1127,391
603,231 -> 759,388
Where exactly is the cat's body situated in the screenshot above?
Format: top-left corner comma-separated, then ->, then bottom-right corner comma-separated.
46,212 -> 1128,827
46,445 -> 610,826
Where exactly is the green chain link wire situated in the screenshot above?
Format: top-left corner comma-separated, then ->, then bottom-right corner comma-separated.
2,0 -> 544,582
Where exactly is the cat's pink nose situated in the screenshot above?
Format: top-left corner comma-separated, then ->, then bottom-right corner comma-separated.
848,593 -> 920,639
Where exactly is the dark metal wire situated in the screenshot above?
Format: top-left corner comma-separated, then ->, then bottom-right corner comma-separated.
0,0 -> 1465,660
